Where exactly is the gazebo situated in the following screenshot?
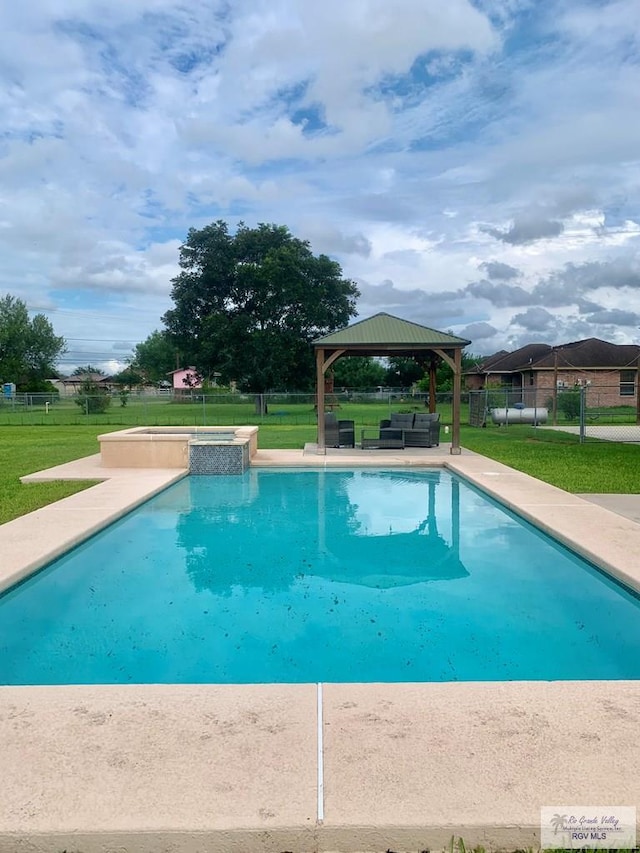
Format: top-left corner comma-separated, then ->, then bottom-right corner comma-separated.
313,313 -> 471,454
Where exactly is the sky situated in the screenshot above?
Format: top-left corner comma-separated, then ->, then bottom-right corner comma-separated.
2,0 -> 640,373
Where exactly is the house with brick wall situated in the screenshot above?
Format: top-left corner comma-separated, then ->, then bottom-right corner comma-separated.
465,338 -> 640,408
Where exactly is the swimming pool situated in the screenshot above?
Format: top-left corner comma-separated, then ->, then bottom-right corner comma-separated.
1,469 -> 639,684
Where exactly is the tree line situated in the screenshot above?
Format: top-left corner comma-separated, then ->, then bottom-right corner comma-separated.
1,220 -> 476,397
0,295 -> 65,391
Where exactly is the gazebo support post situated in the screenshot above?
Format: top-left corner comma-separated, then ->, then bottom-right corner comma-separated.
451,347 -> 462,455
433,347 -> 463,454
316,348 -> 345,453
428,357 -> 438,413
316,348 -> 326,454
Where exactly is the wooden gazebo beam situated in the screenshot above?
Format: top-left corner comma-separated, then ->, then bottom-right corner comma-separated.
316,347 -> 346,451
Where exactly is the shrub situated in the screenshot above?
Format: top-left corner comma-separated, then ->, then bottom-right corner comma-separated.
557,388 -> 581,421
20,379 -> 60,394
74,379 -> 111,414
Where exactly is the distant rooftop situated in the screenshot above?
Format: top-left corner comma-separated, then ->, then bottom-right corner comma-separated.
471,338 -> 640,373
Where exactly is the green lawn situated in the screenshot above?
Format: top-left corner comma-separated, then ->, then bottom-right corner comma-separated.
461,425 -> 640,493
1,411 -> 640,525
0,396 -> 443,428
3,393 -> 634,426
0,426 -> 107,525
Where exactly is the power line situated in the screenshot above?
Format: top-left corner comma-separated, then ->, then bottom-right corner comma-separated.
28,305 -> 168,322
64,337 -> 137,343
57,355 -> 132,360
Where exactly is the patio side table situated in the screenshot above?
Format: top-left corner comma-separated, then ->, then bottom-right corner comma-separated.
360,429 -> 405,450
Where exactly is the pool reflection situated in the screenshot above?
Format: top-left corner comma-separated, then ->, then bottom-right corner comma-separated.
175,470 -> 467,595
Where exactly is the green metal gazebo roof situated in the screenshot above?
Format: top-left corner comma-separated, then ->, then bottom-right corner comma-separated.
313,312 -> 470,348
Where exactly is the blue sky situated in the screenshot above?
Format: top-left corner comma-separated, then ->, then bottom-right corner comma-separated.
1,0 -> 640,371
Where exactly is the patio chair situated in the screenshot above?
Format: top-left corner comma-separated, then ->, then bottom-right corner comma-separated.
324,412 -> 355,448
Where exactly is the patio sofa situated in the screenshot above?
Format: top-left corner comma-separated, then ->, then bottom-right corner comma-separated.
379,412 -> 441,447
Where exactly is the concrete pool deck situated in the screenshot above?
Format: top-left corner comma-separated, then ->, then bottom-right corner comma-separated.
1,444 -> 640,851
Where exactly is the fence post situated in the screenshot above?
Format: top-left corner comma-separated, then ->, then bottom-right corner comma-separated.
636,354 -> 640,425
579,384 -> 586,444
552,348 -> 558,425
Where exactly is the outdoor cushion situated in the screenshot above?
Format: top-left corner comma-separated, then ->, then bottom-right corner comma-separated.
379,412 -> 414,442
388,413 -> 415,429
413,413 -> 439,428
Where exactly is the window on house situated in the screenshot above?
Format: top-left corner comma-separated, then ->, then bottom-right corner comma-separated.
620,370 -> 636,397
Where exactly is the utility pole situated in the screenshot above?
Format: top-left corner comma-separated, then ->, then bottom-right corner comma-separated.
552,348 -> 558,426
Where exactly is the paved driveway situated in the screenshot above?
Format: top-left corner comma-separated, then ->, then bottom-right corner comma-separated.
546,424 -> 640,442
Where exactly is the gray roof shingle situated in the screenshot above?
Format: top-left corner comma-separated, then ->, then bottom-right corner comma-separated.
471,338 -> 640,374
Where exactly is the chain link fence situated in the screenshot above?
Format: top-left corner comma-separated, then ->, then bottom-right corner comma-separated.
8,386 -> 638,441
469,386 -> 640,443
0,388 -> 443,428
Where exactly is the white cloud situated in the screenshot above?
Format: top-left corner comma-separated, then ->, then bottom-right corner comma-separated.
0,0 -> 639,365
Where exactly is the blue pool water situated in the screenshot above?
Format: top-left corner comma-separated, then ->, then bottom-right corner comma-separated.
1,469 -> 639,684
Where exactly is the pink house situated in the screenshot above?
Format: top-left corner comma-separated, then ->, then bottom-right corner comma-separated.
168,367 -> 203,394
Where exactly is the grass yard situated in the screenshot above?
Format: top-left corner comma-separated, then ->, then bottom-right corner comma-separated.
461,425 -> 640,493
0,426 -> 107,525
1,410 -> 640,524
0,395 -> 448,428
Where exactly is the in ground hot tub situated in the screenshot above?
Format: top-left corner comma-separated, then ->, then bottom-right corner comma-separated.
98,426 -> 259,471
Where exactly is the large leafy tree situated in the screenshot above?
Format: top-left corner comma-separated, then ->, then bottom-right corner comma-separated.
111,366 -> 144,389
0,295 -> 66,390
332,356 -> 386,390
384,356 -> 425,388
417,351 -> 484,392
162,221 -> 359,392
130,330 -> 177,384
72,364 -> 105,376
